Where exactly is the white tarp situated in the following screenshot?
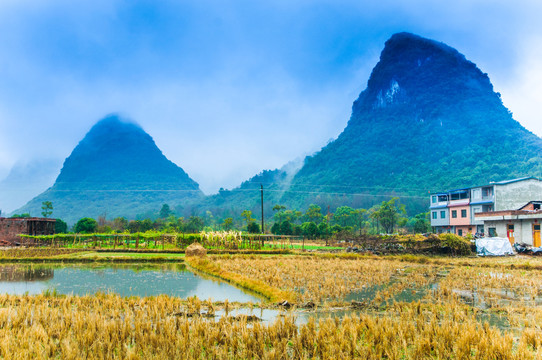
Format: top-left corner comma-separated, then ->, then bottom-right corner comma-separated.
475,237 -> 515,256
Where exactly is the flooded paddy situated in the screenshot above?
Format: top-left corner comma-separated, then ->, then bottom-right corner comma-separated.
0,263 -> 262,302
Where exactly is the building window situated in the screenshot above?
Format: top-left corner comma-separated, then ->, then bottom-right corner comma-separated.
431,196 -> 437,204
432,212 -> 437,219
488,227 -> 497,237
534,203 -> 541,210
482,187 -> 493,198
438,195 -> 448,202
461,209 -> 467,218
451,210 -> 457,218
458,229 -> 463,236
440,211 -> 446,219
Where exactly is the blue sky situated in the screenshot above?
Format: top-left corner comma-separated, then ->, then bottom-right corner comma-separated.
0,0 -> 541,195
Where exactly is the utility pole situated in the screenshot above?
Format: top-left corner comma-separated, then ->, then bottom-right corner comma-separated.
260,184 -> 265,234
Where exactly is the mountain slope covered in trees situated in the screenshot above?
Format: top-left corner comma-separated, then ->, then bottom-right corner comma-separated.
280,32 -> 542,213
16,116 -> 203,223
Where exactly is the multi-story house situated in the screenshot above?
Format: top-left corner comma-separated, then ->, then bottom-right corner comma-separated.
429,177 -> 542,236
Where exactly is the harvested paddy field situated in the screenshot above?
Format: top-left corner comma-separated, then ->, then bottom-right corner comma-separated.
1,251 -> 542,358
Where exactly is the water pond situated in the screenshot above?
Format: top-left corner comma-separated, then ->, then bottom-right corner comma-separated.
0,263 -> 262,302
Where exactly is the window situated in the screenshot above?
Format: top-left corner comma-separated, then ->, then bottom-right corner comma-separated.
482,187 -> 493,198
432,212 -> 437,219
440,211 -> 446,219
461,209 -> 467,218
534,203 -> 541,210
450,191 -> 468,201
458,229 -> 463,236
438,195 -> 448,202
451,210 -> 457,218
471,188 -> 481,200
431,196 -> 437,204
489,227 -> 497,237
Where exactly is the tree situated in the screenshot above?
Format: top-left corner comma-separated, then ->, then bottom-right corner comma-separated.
304,204 -> 323,224
74,218 -> 97,234
41,201 -> 53,218
159,204 -> 173,219
271,222 -> 281,235
333,206 -> 356,227
185,216 -> 204,233
222,217 -> 234,231
375,197 -> 407,234
241,210 -> 255,227
412,212 -> 431,234
11,213 -> 31,218
247,222 -> 260,234
112,217 -> 129,232
54,219 -> 68,233
318,222 -> 330,238
279,221 -> 293,235
302,222 -> 318,239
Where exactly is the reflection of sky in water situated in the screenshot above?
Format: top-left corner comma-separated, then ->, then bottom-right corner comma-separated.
0,265 -> 261,302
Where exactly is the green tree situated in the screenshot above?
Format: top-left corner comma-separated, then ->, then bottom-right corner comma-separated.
333,206 -> 356,227
375,197 -> 406,234
11,213 -> 31,218
159,204 -> 173,219
247,221 -> 260,234
41,201 -> 53,218
304,204 -> 323,224
279,221 -> 293,235
412,212 -> 431,233
74,217 -> 97,234
222,217 -> 234,231
185,216 -> 204,233
54,219 -> 68,233
241,210 -> 255,227
271,222 -> 281,235
112,217 -> 129,232
302,222 -> 318,239
318,222 -> 331,238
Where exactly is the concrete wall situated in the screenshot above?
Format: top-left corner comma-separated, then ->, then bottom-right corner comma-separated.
430,208 -> 449,227
483,219 -> 534,246
495,179 -> 542,211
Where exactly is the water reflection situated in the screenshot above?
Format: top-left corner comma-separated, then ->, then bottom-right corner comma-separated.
0,264 -> 262,302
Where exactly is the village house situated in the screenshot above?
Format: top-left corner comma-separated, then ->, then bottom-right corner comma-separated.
429,177 -> 542,236
0,217 -> 56,246
475,201 -> 542,247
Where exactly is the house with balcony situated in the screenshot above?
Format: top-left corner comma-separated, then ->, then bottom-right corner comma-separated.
430,177 -> 542,236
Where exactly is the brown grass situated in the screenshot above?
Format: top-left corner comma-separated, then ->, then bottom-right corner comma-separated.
0,293 -> 539,359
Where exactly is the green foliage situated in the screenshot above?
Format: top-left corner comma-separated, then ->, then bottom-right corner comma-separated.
221,218 -> 234,231
301,222 -> 318,239
247,221 -> 260,234
41,201 -> 53,218
370,198 -> 406,234
159,204 -> 173,219
74,217 -> 98,234
54,219 -> 68,233
11,213 -> 31,218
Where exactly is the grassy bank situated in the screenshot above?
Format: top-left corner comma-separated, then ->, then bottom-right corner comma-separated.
185,256 -> 296,303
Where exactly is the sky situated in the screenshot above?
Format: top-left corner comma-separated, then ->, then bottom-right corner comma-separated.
0,0 -> 541,198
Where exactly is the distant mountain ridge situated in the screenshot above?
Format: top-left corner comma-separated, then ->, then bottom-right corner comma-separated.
16,116 -> 203,223
14,32 -> 542,222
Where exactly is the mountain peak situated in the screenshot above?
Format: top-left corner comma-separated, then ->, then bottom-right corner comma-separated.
355,32 -> 493,113
15,115 -> 203,222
